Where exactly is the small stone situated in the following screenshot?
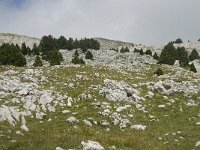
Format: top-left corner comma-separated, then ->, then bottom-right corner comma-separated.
131,124 -> 146,130
66,117 -> 79,124
83,119 -> 92,127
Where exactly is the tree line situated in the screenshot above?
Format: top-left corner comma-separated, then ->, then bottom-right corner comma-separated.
0,35 -> 100,67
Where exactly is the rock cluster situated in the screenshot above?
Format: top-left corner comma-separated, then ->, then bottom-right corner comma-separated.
99,79 -> 141,103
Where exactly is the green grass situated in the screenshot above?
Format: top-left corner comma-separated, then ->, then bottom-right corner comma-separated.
0,65 -> 200,150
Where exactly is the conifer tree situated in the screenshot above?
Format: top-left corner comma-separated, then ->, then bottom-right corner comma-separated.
72,50 -> 85,64
33,56 -> 43,67
153,52 -> 159,60
189,49 -> 200,61
159,42 -> 176,65
32,43 -> 40,55
145,49 -> 152,56
176,47 -> 189,68
47,50 -> 63,66
0,43 -> 26,66
85,50 -> 94,60
21,42 -> 27,55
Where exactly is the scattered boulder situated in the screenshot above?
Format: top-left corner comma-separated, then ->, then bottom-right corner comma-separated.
66,117 -> 79,124
81,140 -> 105,150
131,125 -> 146,130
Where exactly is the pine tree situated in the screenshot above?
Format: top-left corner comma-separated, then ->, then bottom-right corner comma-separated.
21,43 -> 27,55
153,52 -> 159,60
145,49 -> 152,56
33,56 -> 43,67
190,63 -> 197,73
176,47 -> 189,68
32,43 -> 40,55
189,49 -> 200,61
139,49 -> 144,55
85,50 -> 94,60
67,37 -> 74,50
159,42 -> 176,65
0,43 -> 26,67
47,50 -> 63,66
27,47 -> 32,56
57,36 -> 68,49
39,35 -> 58,59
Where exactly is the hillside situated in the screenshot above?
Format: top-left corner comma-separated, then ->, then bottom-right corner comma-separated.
0,33 -> 40,48
1,33 -> 200,150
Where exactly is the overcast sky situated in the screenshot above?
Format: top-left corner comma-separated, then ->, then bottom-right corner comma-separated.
0,0 -> 200,45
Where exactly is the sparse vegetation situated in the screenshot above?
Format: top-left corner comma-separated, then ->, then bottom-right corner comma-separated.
120,47 -> 130,53
154,68 -> 163,76
1,33 -> 200,150
72,50 -> 85,64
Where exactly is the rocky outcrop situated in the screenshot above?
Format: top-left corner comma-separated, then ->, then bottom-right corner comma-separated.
99,79 -> 141,102
146,80 -> 200,97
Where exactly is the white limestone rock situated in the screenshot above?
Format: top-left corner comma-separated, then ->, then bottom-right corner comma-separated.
83,119 -> 93,127
20,116 -> 29,132
66,117 -> 79,124
81,140 -> 105,150
100,79 -> 141,103
131,125 -> 146,130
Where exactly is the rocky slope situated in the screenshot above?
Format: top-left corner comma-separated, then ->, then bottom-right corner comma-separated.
1,33 -> 200,149
94,37 -> 158,52
0,33 -> 40,48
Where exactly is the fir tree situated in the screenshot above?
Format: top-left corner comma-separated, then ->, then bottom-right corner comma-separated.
21,43 -> 27,55
189,49 -> 200,61
32,43 -> 40,55
159,42 -> 176,65
85,50 -> 94,60
27,47 -> 32,56
57,36 -> 68,49
153,52 -> 159,60
176,47 -> 189,68
39,35 -> 58,59
47,50 -> 63,66
0,43 -> 26,67
139,49 -> 144,55
33,56 -> 43,67
145,49 -> 152,56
